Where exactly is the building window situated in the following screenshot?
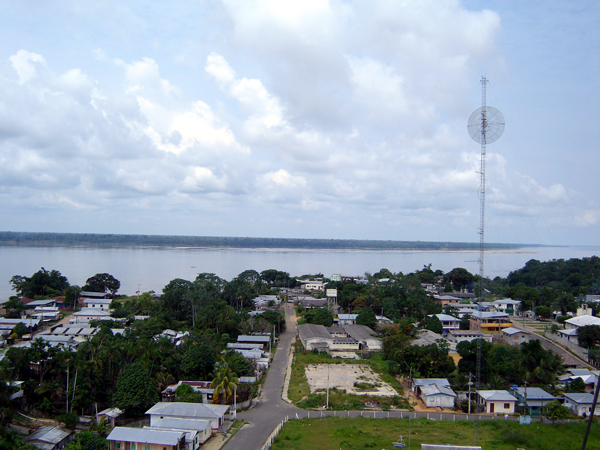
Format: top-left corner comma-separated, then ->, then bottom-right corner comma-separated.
116,445 -> 120,449
504,403 -> 509,409
132,445 -> 136,450
146,446 -> 150,450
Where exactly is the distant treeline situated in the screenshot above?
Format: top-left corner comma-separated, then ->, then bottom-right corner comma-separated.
0,231 -> 532,251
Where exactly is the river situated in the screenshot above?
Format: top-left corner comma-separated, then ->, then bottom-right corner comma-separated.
0,245 -> 598,299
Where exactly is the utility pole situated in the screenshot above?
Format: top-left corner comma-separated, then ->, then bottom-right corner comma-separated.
326,364 -> 330,409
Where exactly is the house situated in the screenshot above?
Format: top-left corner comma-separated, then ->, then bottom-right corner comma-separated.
476,390 -> 517,414
344,324 -> 382,351
82,298 -> 112,311
236,335 -> 271,351
146,402 -> 230,431
491,299 -> 521,316
563,393 -> 600,417
297,323 -> 382,353
563,369 -> 598,392
509,387 -> 556,417
565,315 -> 600,330
433,295 -> 461,307
428,314 -> 460,335
447,329 -> 491,344
337,314 -> 358,326
154,329 -> 190,346
557,328 -> 579,343
79,291 -> 110,300
501,327 -> 532,346
31,307 -> 61,321
26,299 -> 57,308
413,379 -> 456,409
376,315 -> 394,325
107,427 -> 185,450
145,418 -> 212,449
23,426 -> 72,450
96,407 -> 123,428
69,308 -> 111,324
300,280 -> 324,292
469,311 -> 512,333
576,304 -> 593,317
297,297 -> 327,309
161,381 -> 214,403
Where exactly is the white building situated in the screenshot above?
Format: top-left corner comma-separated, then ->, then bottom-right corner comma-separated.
563,393 -> 600,417
146,402 -> 230,431
565,315 -> 600,330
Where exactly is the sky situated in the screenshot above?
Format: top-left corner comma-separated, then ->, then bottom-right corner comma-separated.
0,1 -> 598,246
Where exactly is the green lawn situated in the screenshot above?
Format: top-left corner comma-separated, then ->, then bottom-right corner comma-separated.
287,348 -> 408,410
271,416 -> 600,450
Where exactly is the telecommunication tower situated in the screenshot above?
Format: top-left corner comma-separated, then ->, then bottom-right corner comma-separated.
467,76 -> 504,444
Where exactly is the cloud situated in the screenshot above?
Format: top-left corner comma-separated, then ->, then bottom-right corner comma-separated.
0,1 -> 597,245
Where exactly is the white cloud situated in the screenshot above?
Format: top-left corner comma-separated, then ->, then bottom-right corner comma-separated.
0,2 -> 597,245
9,50 -> 46,84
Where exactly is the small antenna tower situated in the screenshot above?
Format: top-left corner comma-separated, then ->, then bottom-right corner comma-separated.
467,76 -> 504,444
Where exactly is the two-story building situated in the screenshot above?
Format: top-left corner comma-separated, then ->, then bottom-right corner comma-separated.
469,311 -> 512,333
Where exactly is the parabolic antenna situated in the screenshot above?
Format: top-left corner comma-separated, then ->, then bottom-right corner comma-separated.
467,106 -> 505,144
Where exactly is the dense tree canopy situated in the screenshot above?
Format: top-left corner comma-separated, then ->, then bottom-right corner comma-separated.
83,273 -> 121,296
113,363 -> 158,417
10,268 -> 69,298
356,307 -> 377,329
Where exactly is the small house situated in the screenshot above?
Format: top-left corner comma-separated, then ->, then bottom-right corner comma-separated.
563,393 -> 600,417
502,327 -> 531,346
23,426 -> 72,450
145,402 -> 230,431
476,390 -> 517,414
510,387 -> 555,417
107,427 -> 185,450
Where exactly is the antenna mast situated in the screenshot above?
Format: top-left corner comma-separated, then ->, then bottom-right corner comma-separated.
467,75 -> 504,445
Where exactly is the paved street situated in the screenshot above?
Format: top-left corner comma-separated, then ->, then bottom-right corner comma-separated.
223,303 -> 301,450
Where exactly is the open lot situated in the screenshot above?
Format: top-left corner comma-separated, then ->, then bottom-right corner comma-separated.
304,364 -> 397,397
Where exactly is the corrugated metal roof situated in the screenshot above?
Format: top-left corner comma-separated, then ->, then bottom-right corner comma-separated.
477,390 -> 517,402
24,426 -> 71,444
146,402 -> 229,418
107,427 -> 184,445
150,417 -> 210,431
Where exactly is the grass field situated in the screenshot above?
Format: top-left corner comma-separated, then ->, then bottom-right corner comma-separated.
288,348 -> 409,410
270,416 -> 600,450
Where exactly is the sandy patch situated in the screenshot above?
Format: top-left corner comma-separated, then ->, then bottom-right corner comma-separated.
304,364 -> 397,397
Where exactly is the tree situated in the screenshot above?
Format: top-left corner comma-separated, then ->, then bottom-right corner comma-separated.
84,273 -> 120,296
210,357 -> 238,404
356,307 -> 377,329
175,384 -> 203,403
425,315 -> 443,334
566,377 -> 586,393
442,268 -> 475,292
459,314 -> 471,330
10,268 -> 69,298
578,325 -> 600,349
64,286 -> 81,309
64,431 -> 108,450
12,323 -> 28,337
310,308 -> 334,327
543,400 -> 571,423
181,345 -> 217,380
113,363 -> 158,417
534,305 -> 551,319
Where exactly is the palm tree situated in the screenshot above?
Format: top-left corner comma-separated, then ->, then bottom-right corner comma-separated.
210,357 -> 238,404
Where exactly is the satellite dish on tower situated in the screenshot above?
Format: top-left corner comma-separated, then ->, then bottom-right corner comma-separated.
467,106 -> 505,144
